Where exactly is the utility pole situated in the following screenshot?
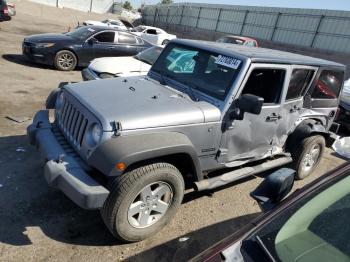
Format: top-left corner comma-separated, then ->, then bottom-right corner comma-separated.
89,0 -> 93,12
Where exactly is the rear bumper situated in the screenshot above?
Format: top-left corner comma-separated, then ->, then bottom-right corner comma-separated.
27,110 -> 109,209
81,68 -> 100,81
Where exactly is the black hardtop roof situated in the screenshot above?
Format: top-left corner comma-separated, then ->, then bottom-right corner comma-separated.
172,39 -> 345,69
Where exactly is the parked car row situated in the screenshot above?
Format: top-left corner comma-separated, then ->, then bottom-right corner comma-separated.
28,23 -> 350,133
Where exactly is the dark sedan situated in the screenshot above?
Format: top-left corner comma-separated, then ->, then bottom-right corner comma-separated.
22,26 -> 153,71
193,163 -> 350,262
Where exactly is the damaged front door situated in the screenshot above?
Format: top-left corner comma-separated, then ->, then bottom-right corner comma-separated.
220,64 -> 290,164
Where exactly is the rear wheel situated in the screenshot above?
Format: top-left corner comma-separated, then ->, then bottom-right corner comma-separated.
290,135 -> 325,180
101,163 -> 184,242
54,50 -> 77,71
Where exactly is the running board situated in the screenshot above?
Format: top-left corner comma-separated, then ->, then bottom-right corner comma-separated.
194,156 -> 293,191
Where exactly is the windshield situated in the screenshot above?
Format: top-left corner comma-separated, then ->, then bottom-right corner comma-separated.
151,43 -> 243,101
217,36 -> 245,45
134,26 -> 145,32
135,46 -> 163,65
243,171 -> 350,262
66,27 -> 96,40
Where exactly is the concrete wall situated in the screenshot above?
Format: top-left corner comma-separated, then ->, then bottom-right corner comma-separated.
143,3 -> 350,55
29,0 -> 114,13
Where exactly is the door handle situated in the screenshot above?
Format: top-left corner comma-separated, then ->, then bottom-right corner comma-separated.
290,105 -> 301,113
266,113 -> 281,122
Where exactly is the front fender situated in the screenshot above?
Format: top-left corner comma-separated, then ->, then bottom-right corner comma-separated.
88,132 -> 202,179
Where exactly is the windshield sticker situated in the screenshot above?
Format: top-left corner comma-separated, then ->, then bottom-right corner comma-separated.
87,28 -> 95,32
215,55 -> 241,69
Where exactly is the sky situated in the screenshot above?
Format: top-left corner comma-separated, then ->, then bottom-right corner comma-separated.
127,0 -> 350,10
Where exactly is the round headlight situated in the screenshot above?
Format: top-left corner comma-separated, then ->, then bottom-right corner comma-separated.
91,123 -> 103,145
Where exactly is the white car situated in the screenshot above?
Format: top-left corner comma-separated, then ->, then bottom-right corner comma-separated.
81,46 -> 164,80
133,25 -> 176,45
82,19 -> 128,31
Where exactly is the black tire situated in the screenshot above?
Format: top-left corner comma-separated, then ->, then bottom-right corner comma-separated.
162,39 -> 170,45
289,135 -> 325,180
101,163 -> 185,242
54,50 -> 77,71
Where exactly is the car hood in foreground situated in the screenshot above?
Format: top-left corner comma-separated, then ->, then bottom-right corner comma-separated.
88,56 -> 151,75
24,33 -> 75,43
64,77 -> 221,131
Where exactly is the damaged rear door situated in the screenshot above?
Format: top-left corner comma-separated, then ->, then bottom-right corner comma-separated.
279,66 -> 317,140
220,64 -> 290,164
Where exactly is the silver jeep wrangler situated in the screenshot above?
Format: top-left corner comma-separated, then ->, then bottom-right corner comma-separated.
28,39 -> 345,242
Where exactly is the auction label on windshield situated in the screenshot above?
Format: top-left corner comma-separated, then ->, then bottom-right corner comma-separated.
215,55 -> 241,69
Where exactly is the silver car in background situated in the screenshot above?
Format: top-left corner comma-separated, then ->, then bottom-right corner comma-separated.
81,45 -> 163,80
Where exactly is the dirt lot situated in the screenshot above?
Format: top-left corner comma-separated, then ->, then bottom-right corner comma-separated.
0,1 -> 347,261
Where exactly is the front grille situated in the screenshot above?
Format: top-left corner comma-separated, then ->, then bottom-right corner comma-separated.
58,98 -> 89,148
52,125 -> 91,171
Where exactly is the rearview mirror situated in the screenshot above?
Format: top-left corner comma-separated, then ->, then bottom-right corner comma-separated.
250,168 -> 295,212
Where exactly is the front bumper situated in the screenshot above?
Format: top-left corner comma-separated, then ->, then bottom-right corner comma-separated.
22,44 -> 53,66
27,110 -> 109,209
81,68 -> 100,81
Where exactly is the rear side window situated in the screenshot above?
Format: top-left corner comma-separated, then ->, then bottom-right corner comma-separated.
241,68 -> 286,104
94,32 -> 115,43
311,70 -> 344,99
286,69 -> 315,101
146,29 -> 157,35
118,32 -> 137,44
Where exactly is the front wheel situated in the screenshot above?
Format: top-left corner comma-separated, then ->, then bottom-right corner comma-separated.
162,39 -> 170,45
54,50 -> 77,71
290,135 -> 325,180
101,163 -> 184,242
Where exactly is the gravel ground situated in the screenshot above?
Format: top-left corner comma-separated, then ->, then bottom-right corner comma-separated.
0,1 -> 347,261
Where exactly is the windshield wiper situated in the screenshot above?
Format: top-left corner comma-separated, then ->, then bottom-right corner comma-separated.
255,236 -> 276,262
134,56 -> 151,65
179,80 -> 199,102
152,69 -> 169,85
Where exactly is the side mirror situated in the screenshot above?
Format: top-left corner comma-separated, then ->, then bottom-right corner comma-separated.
88,37 -> 97,45
229,94 -> 264,120
250,168 -> 295,212
238,94 -> 264,115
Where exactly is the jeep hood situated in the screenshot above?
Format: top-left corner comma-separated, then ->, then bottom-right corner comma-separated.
64,77 -> 221,131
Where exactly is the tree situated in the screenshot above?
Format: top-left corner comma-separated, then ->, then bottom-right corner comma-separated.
159,0 -> 173,4
123,1 -> 133,10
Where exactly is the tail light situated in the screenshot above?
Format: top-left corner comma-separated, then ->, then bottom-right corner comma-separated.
4,8 -> 8,15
